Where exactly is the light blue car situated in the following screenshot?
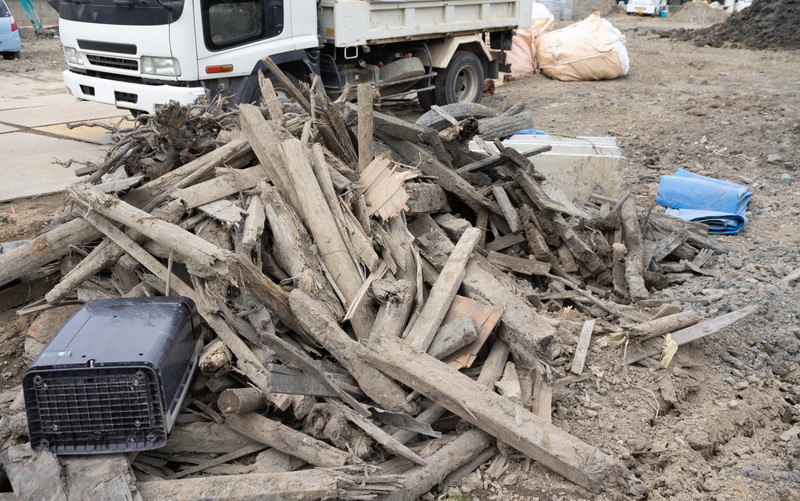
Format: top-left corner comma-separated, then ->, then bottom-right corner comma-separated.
0,0 -> 21,60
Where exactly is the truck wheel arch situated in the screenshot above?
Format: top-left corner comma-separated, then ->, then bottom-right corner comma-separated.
416,35 -> 493,73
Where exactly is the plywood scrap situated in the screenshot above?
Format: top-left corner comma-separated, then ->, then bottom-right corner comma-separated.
359,154 -> 418,220
441,296 -> 503,369
427,314 -> 478,360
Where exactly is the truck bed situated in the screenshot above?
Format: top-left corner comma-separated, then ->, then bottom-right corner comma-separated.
319,0 -> 530,47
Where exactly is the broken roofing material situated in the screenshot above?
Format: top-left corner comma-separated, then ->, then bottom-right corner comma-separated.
657,168 -> 752,234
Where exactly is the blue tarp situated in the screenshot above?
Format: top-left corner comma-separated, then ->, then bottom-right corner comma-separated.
656,168 -> 751,234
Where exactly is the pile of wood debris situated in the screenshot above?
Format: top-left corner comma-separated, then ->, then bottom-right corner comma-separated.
0,60 -> 754,500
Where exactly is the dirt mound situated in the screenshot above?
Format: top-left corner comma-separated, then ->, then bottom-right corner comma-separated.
673,0 -> 800,50
667,1 -> 728,25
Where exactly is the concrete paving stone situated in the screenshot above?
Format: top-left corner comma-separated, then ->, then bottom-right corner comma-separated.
0,131 -> 107,202
0,98 -> 127,128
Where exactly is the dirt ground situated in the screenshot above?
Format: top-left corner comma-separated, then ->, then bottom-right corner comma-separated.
1,11 -> 799,500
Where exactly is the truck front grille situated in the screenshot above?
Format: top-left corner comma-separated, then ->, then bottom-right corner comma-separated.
86,55 -> 138,71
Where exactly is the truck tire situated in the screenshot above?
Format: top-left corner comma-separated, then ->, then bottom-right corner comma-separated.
247,72 -> 302,106
380,58 -> 425,83
433,51 -> 485,106
2,51 -> 19,60
380,58 -> 426,96
416,102 -> 497,131
478,111 -> 534,141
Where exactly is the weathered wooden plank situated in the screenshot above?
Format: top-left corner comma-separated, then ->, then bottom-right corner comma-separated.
427,314 -> 477,360
405,227 -> 481,353
492,185 -> 521,233
224,412 -> 351,468
178,166 -> 266,209
484,232 -> 526,252
486,251 -> 550,276
61,455 -> 142,501
1,444 -> 68,501
570,319 -> 595,376
357,84 -> 375,171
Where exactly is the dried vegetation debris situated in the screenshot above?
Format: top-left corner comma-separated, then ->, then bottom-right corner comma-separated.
0,61 -> 776,499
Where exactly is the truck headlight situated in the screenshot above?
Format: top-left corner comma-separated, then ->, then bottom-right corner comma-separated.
64,47 -> 83,66
141,56 -> 181,77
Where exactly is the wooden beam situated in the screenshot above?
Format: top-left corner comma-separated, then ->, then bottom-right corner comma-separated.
357,335 -> 628,492
224,412 -> 351,468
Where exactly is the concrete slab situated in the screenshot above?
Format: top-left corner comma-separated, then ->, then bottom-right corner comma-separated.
0,98 -> 128,128
0,132 -> 107,202
0,124 -> 16,134
0,94 -> 73,112
35,118 -> 122,145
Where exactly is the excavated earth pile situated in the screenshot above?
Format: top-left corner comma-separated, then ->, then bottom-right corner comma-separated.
672,0 -> 800,50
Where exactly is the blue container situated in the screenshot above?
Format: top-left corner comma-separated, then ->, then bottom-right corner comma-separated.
660,9 -> 668,17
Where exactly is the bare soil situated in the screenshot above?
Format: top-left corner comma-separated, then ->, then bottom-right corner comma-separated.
461,13 -> 800,501
1,13 -> 799,500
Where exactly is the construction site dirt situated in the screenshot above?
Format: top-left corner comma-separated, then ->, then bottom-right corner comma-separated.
0,10 -> 799,501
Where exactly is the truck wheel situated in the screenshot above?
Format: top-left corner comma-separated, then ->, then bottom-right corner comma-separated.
2,52 -> 19,60
478,111 -> 534,141
416,102 -> 497,131
248,72 -> 302,106
434,51 -> 485,105
380,58 -> 426,96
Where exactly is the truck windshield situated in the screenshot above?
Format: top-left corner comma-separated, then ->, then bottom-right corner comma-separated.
59,0 -> 185,25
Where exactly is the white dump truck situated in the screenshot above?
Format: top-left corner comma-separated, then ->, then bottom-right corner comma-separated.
46,0 -> 531,114
625,0 -> 666,16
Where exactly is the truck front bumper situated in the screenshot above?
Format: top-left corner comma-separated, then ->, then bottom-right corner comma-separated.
63,70 -> 207,114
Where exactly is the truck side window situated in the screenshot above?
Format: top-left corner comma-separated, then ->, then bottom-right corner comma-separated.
201,0 -> 283,51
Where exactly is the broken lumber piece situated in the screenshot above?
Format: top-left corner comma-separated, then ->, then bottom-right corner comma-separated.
357,83 -> 375,171
225,412 -> 352,467
410,216 -> 554,366
277,137 -> 373,339
218,388 -> 267,414
241,194 -> 266,256
138,466 -> 402,501
486,251 -> 550,276
160,422 -> 258,454
570,319 -> 595,376
626,305 -> 758,365
427,315 -> 478,360
633,310 -> 701,341
391,338 -> 510,446
357,335 -> 629,492
166,444 -> 266,480
1,444 -> 68,501
199,338 -> 233,377
405,183 -> 447,215
405,227 -> 481,353
177,165 -> 266,209
260,182 -> 344,320
621,198 -> 649,300
381,136 -> 502,216
369,279 -> 415,341
289,289 -> 416,415
384,428 -> 492,501
327,400 -> 426,466
492,185 -> 521,233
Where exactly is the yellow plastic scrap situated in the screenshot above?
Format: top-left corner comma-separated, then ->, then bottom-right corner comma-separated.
608,331 -> 628,347
659,334 -> 679,368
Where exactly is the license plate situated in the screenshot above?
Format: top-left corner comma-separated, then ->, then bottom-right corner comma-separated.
636,9 -> 644,12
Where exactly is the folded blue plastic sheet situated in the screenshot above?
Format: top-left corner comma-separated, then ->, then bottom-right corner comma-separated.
657,168 -> 751,234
